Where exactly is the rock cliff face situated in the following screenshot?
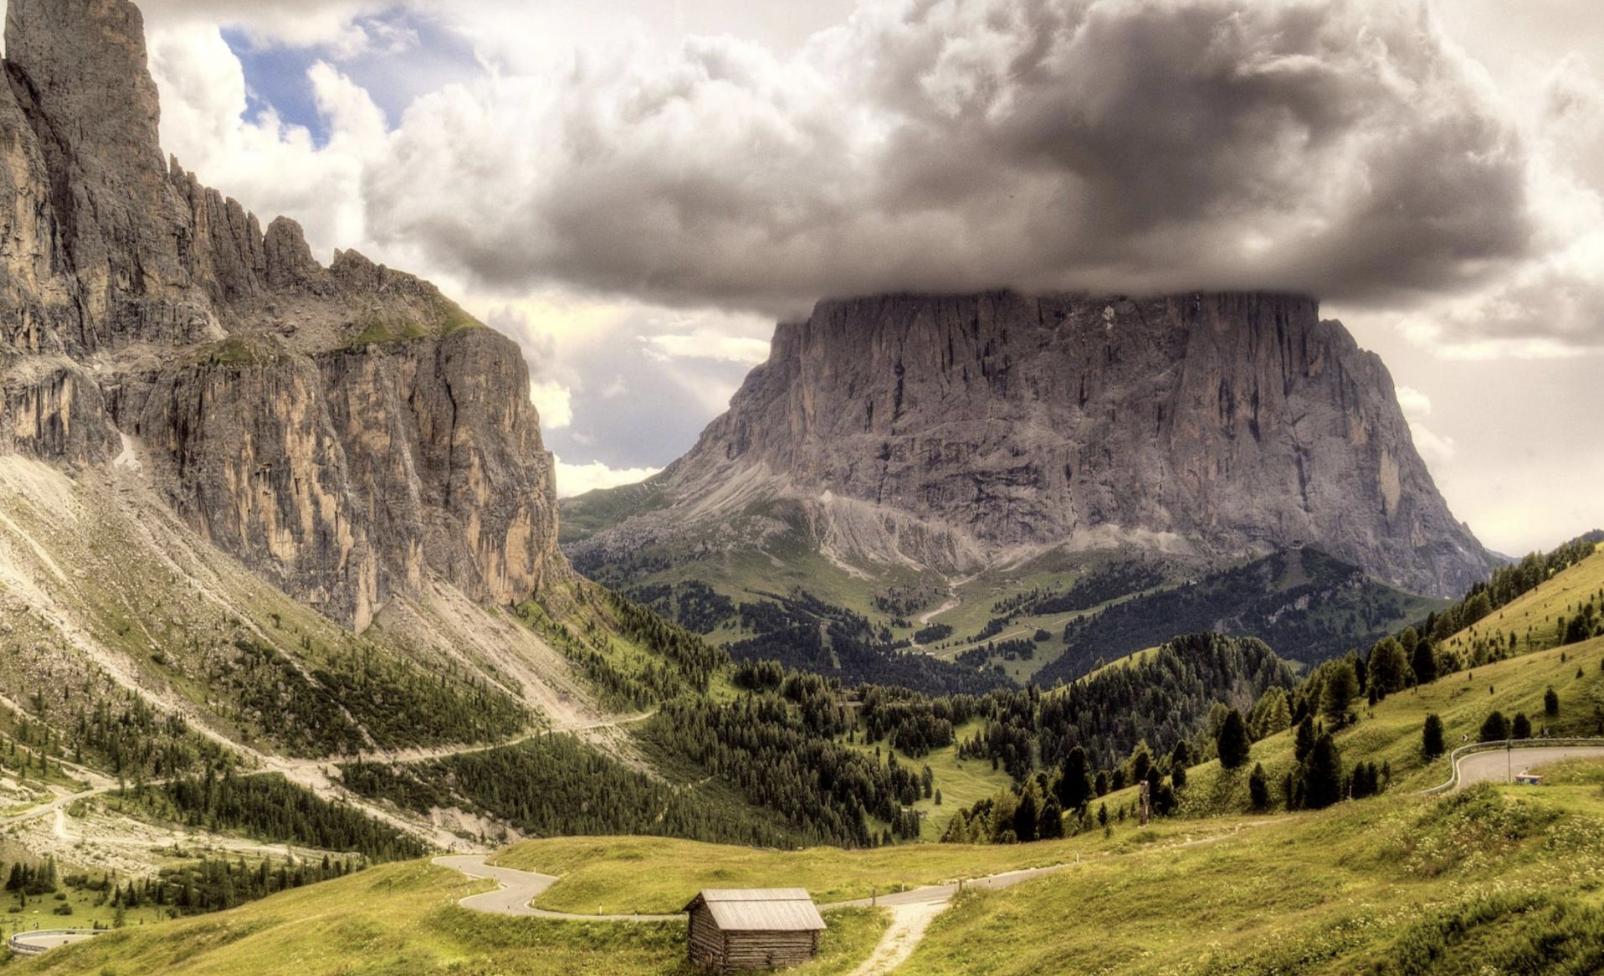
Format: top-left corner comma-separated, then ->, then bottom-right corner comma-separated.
581,292 -> 1491,599
0,0 -> 562,629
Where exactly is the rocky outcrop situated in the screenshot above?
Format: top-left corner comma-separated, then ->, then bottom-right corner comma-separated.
580,292 -> 1491,598
0,0 -> 564,629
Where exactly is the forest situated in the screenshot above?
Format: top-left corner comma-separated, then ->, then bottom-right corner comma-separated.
728,590 -> 1007,696
113,770 -> 429,860
645,669 -> 930,847
340,733 -> 803,848
1039,548 -> 1437,681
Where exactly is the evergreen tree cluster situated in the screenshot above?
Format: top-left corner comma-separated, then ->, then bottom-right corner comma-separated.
624,581 -> 737,635
45,694 -> 233,782
601,589 -> 730,692
216,636 -> 527,757
957,634 -> 1297,776
1019,562 -> 1168,616
645,682 -> 928,848
856,686 -> 981,758
342,733 -> 800,849
119,770 -> 428,860
727,590 -> 1009,696
113,855 -> 360,918
516,599 -> 702,710
1039,549 -> 1428,683
1421,530 -> 1603,646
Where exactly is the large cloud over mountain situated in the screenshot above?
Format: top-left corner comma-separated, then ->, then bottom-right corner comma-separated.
360,0 -> 1534,320
131,0 -> 1604,353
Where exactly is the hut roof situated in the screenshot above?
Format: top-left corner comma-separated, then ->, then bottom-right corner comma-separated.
682,889 -> 827,932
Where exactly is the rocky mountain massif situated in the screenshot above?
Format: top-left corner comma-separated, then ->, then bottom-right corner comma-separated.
570,292 -> 1491,601
0,0 -> 622,862
0,0 -> 561,632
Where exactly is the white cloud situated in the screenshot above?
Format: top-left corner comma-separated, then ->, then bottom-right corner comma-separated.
639,334 -> 771,365
1395,386 -> 1434,423
529,381 -> 574,430
1409,423 -> 1459,468
146,24 -> 379,261
553,456 -> 661,498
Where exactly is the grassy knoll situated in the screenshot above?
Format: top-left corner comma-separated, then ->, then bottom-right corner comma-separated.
11,860 -> 887,976
845,722 -> 1014,841
1170,634 -> 1604,816
25,775 -> 1604,974
1448,543 -> 1604,657
491,828 -> 1221,915
901,782 -> 1604,975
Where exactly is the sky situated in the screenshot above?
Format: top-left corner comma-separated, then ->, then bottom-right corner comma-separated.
22,0 -> 1600,556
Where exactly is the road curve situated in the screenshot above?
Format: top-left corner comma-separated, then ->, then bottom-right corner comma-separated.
433,855 -> 683,921
1453,745 -> 1604,790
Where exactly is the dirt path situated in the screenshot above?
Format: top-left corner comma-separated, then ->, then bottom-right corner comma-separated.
434,822 -> 1278,973
845,900 -> 946,976
0,710 -> 660,864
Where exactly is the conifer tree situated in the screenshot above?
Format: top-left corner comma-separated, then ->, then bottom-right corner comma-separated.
1248,763 -> 1269,810
1422,714 -> 1446,759
1216,709 -> 1251,770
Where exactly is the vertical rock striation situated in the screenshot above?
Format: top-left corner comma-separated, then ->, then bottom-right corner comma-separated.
0,0 -> 563,630
587,293 -> 1491,599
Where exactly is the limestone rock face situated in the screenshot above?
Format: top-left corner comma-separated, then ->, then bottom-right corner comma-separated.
589,293 -> 1491,599
0,0 -> 563,629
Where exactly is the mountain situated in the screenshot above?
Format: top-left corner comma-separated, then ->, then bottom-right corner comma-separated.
0,0 -> 636,864
570,292 -> 1489,601
0,0 -> 561,633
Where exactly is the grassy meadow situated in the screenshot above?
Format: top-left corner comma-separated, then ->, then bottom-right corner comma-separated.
5,857 -> 887,976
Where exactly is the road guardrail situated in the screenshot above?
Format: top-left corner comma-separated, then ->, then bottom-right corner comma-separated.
1418,737 -> 1604,796
8,929 -> 104,957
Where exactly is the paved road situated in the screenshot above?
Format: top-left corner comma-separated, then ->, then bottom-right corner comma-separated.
8,930 -> 103,957
433,855 -> 683,921
1454,745 -> 1604,790
436,824 -> 1271,975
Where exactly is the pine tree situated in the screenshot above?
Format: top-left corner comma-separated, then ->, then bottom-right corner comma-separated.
1216,709 -> 1251,770
1294,716 -> 1317,763
1056,746 -> 1093,812
1479,711 -> 1510,743
1422,714 -> 1446,759
1013,789 -> 1040,844
1038,795 -> 1065,840
1545,686 -> 1560,717
1320,660 -> 1360,726
1512,712 -> 1532,740
1248,763 -> 1269,810
1302,734 -> 1344,810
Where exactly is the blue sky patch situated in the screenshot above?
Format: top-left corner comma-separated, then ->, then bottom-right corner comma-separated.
226,8 -> 480,148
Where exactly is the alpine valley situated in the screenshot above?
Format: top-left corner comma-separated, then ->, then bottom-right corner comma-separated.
563,292 -> 1490,690
0,3 -> 1602,976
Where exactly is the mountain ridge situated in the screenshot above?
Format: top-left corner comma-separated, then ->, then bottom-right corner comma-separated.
569,291 -> 1492,601
0,0 -> 563,631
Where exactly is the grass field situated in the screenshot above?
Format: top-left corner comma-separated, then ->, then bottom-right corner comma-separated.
901,780 -> 1604,975
31,773 -> 1604,976
845,721 -> 1015,841
489,831 -> 1211,915
7,858 -> 888,976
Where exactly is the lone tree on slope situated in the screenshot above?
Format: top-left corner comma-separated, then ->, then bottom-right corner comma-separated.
1216,709 -> 1252,770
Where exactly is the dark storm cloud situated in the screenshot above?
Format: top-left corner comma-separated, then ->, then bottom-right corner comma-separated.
360,0 -> 1534,317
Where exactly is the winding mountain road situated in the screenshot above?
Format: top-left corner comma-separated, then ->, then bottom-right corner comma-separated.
433,855 -> 684,921
433,822 -> 1287,974
1452,744 -> 1604,790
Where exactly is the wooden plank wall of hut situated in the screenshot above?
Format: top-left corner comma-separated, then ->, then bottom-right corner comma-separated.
720,931 -> 820,971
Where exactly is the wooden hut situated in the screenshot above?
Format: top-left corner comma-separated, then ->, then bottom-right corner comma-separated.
683,889 -> 827,972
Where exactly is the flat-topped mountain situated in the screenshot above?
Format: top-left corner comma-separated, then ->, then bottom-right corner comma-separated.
569,292 -> 1491,600
0,0 -> 561,630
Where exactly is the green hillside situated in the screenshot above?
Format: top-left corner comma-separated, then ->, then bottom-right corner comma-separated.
22,773 -> 1604,975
